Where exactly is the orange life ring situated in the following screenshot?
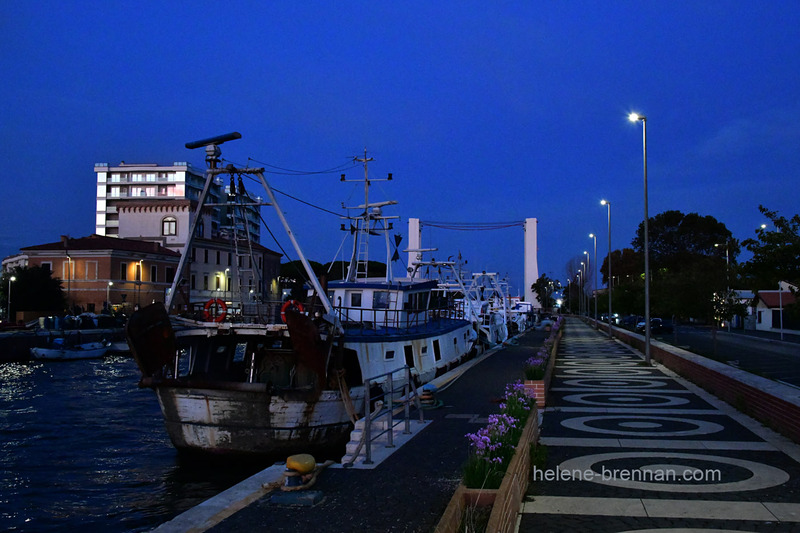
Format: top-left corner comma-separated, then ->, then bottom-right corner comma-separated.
281,300 -> 304,323
203,298 -> 227,322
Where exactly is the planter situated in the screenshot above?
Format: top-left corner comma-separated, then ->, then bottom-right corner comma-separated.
462,487 -> 498,507
435,411 -> 540,533
523,379 -> 546,407
523,328 -> 562,407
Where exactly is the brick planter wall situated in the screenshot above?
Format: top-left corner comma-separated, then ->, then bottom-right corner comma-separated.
435,410 -> 540,533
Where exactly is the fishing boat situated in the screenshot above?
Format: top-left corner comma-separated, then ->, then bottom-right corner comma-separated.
126,136 -> 477,456
30,339 -> 111,361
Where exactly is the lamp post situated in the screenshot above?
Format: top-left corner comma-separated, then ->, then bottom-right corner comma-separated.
107,281 -> 113,310
580,261 -> 586,316
7,275 -> 16,322
225,268 -> 230,303
589,234 -> 598,324
629,112 -> 651,364
66,255 -> 73,311
714,241 -> 731,331
583,251 -> 590,319
601,199 -> 612,336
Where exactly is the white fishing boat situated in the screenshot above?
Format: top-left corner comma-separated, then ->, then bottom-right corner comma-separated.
30,340 -> 111,361
126,136 -> 477,456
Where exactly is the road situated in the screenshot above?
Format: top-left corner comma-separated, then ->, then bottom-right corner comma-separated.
649,325 -> 800,387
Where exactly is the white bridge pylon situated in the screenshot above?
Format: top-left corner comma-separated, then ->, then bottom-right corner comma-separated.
406,217 -> 540,308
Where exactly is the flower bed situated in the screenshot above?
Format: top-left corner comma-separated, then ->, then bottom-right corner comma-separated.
435,317 -> 564,533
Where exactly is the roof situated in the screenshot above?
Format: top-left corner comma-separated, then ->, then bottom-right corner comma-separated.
756,290 -> 797,309
21,234 -> 180,256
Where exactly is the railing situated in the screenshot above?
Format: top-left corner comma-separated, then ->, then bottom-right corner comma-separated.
344,365 -> 423,467
335,305 -> 465,335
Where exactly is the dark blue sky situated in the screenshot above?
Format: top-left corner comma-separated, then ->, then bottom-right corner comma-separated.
2,2 -> 798,295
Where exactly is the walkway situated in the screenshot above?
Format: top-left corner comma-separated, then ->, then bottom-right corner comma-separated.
518,318 -> 800,532
192,328 -> 549,533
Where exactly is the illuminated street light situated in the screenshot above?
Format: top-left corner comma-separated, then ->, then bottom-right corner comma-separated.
629,111 -> 651,364
601,199 -> 612,336
107,281 -> 113,309
7,275 -> 16,322
583,251 -> 590,318
589,233 -> 598,324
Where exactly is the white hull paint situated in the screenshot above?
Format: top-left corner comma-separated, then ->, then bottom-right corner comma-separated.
156,385 -> 366,455
30,342 -> 110,361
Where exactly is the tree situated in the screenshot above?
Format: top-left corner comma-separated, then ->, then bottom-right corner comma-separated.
630,210 -> 736,321
531,273 -> 558,309
742,205 -> 800,320
741,205 -> 800,289
1,266 -> 66,320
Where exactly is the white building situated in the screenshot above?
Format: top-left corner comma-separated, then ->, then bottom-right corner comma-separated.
753,281 -> 799,334
94,162 -> 280,314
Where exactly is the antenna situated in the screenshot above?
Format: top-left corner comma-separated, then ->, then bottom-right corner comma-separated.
185,132 -> 242,169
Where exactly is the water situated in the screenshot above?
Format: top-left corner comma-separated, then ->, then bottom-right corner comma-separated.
0,356 -> 273,532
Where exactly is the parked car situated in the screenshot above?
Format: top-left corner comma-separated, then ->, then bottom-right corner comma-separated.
635,318 -> 673,334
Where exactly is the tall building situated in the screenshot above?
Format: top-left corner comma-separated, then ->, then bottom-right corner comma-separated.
94,162 -> 280,315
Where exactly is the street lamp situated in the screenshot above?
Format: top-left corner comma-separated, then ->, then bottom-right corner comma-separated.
225,268 -> 230,302
589,234 -> 598,324
629,111 -> 651,364
601,199 -> 612,336
66,254 -> 73,310
580,261 -> 586,316
583,251 -> 590,318
7,275 -> 16,322
715,241 -> 731,331
107,281 -> 113,310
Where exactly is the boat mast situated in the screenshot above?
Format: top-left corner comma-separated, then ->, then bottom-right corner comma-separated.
340,149 -> 396,283
166,132 -> 241,313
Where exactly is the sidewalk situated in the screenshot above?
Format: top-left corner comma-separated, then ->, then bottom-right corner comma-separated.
518,318 -> 800,532
190,328 -> 550,533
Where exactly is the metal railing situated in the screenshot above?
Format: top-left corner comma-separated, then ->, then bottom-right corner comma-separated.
335,305 -> 465,335
346,365 -> 423,466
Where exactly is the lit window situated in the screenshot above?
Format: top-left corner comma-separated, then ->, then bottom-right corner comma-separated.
162,217 -> 177,236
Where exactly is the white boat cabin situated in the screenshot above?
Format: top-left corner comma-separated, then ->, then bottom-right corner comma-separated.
324,277 -> 439,331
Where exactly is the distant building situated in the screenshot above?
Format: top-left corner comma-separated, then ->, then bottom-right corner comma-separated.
93,161 -> 282,313
20,234 -> 180,315
753,282 -> 799,334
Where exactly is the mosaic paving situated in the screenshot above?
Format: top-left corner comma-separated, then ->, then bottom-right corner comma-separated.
517,319 -> 800,532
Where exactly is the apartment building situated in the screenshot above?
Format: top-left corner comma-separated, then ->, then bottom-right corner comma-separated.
93,162 -> 281,314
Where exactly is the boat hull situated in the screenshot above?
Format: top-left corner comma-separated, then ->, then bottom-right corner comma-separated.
153,385 -> 364,456
30,342 -> 110,361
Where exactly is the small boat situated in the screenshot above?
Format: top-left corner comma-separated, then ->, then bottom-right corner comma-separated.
30,339 -> 111,361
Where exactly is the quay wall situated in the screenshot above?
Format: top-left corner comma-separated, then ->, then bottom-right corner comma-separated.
593,319 -> 800,444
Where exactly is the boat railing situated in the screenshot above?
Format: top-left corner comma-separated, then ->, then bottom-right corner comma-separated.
345,365 -> 422,467
334,305 -> 465,335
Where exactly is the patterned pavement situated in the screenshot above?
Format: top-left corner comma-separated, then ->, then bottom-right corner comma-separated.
517,318 -> 800,533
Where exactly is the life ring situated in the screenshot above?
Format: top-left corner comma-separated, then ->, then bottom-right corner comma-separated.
203,298 -> 227,322
281,300 -> 305,323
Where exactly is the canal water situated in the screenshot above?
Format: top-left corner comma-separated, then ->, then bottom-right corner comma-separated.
0,355 -> 275,532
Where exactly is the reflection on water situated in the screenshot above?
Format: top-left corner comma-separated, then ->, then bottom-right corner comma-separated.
0,356 -> 269,532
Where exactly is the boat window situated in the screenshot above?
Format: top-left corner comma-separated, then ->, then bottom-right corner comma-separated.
421,346 -> 428,355
433,339 -> 442,361
373,291 -> 389,309
350,292 -> 362,307
385,350 -> 395,361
